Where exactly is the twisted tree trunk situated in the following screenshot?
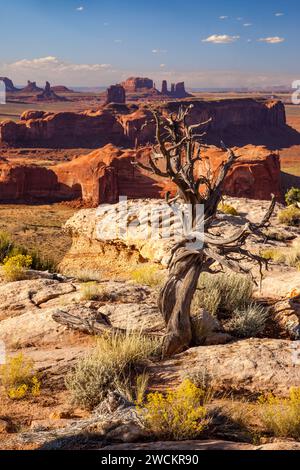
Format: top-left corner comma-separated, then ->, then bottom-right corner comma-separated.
159,248 -> 203,357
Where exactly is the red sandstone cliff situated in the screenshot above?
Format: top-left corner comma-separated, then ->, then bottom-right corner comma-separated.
0,144 -> 281,205
0,98 -> 286,149
0,109 -> 125,148
0,163 -> 58,202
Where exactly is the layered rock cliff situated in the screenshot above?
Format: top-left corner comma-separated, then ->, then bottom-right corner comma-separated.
0,144 -> 281,205
0,98 -> 286,149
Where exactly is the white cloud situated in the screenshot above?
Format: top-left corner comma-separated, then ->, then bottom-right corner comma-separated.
152,49 -> 167,54
9,56 -> 111,71
0,56 -> 113,85
236,17 -> 243,21
219,16 -> 228,20
202,34 -> 240,44
243,23 -> 252,27
114,39 -> 123,43
160,64 -> 166,68
258,36 -> 285,44
275,13 -> 284,17
76,6 -> 84,11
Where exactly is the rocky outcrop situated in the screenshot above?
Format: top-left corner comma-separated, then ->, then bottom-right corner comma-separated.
59,197 -> 282,276
121,77 -> 154,92
201,145 -> 282,200
37,81 -> 67,102
53,144 -> 170,205
105,84 -> 126,104
151,338 -> 300,397
0,77 -> 18,92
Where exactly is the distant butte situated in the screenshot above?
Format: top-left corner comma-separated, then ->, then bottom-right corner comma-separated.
0,77 -> 18,92
37,81 -> 68,102
21,80 -> 43,93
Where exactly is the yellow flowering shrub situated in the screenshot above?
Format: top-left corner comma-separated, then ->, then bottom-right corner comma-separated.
140,379 -> 210,440
258,387 -> 300,439
2,254 -> 32,282
218,203 -> 238,216
0,353 -> 41,400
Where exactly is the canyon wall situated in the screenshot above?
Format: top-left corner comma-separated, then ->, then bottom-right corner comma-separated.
0,98 -> 287,149
0,144 -> 281,205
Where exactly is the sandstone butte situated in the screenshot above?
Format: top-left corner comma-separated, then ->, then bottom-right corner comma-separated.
0,144 -> 281,205
0,98 -> 286,148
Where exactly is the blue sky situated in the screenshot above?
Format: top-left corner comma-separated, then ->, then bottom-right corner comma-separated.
0,0 -> 299,87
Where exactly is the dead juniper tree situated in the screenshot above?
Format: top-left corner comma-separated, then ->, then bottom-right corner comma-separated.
133,105 -> 275,358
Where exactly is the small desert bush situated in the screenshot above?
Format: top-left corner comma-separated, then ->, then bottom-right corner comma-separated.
278,206 -> 300,226
285,187 -> 300,207
261,240 -> 300,269
225,303 -> 269,338
2,254 -> 32,282
79,282 -> 113,301
73,269 -> 103,282
0,231 -> 12,263
66,332 -> 159,409
259,387 -> 300,439
29,250 -> 57,273
192,272 -> 253,317
140,379 -> 210,441
0,353 -> 41,400
183,369 -> 214,404
115,371 -> 149,405
131,264 -> 165,287
218,203 -> 238,216
0,231 -> 56,273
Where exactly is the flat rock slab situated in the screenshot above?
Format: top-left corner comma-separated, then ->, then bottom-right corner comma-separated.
0,279 -> 76,320
100,303 -> 164,333
150,338 -> 300,397
0,308 -> 66,347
